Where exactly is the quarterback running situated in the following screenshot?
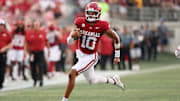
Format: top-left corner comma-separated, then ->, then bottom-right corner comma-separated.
61,2 -> 125,101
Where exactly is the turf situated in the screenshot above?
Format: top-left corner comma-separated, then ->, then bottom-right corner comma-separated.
139,53 -> 180,69
95,53 -> 180,70
1,65 -> 180,101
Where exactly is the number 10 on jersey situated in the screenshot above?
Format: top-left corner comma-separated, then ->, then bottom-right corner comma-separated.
81,35 -> 97,50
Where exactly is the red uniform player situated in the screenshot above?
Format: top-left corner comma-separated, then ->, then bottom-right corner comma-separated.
8,20 -> 26,80
62,2 -> 125,101
10,21 -> 25,63
45,24 -> 61,78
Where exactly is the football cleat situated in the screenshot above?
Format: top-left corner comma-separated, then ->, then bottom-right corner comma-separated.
112,75 -> 126,90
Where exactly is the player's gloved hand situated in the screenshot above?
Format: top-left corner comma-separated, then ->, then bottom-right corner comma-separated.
72,28 -> 82,38
113,57 -> 120,64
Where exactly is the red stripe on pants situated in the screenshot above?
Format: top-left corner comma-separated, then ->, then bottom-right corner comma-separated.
78,53 -> 97,73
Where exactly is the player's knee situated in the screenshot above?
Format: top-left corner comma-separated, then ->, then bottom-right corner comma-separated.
11,61 -> 16,66
68,69 -> 78,79
68,72 -> 73,79
18,62 -> 22,66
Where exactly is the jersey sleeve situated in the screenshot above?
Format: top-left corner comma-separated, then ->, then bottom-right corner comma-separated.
74,17 -> 83,27
101,21 -> 110,33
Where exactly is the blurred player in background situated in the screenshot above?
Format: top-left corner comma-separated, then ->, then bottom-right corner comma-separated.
62,2 -> 125,101
45,24 -> 62,78
7,20 -> 27,80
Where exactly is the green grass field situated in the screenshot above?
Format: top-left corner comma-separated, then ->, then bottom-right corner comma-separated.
96,53 -> 180,70
1,53 -> 180,101
1,66 -> 180,101
139,53 -> 180,69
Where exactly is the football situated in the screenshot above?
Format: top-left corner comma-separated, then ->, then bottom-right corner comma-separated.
175,45 -> 180,58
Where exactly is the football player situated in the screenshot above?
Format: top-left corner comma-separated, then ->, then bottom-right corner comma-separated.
45,24 -> 62,78
8,20 -> 26,80
61,2 -> 125,101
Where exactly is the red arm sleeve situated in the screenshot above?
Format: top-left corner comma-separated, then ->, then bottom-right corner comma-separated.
101,21 -> 110,33
74,17 -> 84,27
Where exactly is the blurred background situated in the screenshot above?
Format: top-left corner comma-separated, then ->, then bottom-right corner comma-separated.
0,0 -> 180,91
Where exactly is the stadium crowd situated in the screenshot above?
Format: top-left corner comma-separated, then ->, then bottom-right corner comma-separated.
76,0 -> 180,20
0,0 -> 170,89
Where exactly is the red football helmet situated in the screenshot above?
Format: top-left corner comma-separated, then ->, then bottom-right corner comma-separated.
17,20 -> 24,24
16,20 -> 24,27
48,24 -> 55,31
85,2 -> 101,22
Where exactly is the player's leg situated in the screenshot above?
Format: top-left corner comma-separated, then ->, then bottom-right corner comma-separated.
8,61 -> 16,80
48,61 -> 54,78
8,49 -> 17,80
48,45 -> 61,78
62,69 -> 78,101
22,54 -> 30,80
62,58 -> 84,101
83,66 -> 107,84
48,47 -> 53,77
62,50 -> 96,101
83,66 -> 125,89
17,50 -> 24,77
21,61 -> 28,81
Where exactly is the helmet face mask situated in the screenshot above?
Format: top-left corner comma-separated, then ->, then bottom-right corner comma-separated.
85,10 -> 100,22
85,2 -> 101,22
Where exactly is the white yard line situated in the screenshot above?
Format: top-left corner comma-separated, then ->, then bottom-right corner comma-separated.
0,64 -> 180,94
121,64 -> 180,76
